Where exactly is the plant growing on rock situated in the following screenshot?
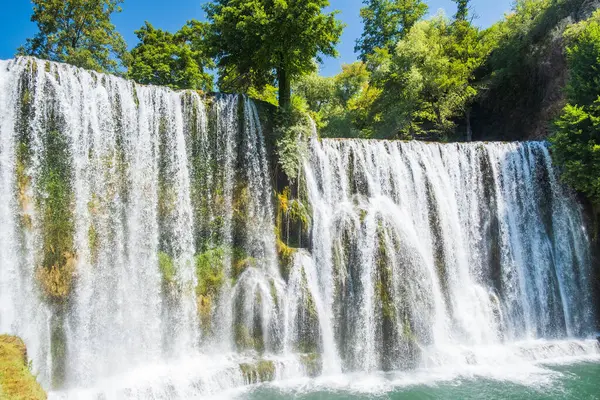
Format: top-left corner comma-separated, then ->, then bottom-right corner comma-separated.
551,10 -> 600,205
0,335 -> 47,399
274,100 -> 312,183
195,247 -> 226,330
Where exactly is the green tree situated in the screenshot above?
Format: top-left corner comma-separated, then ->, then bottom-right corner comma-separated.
127,21 -> 214,91
294,73 -> 336,113
18,0 -> 127,73
294,62 -> 381,138
551,10 -> 600,204
472,0 -> 589,140
355,0 -> 428,61
203,0 -> 344,108
453,0 -> 471,22
366,11 -> 496,138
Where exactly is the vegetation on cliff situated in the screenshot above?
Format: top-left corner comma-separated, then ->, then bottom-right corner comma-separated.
551,10 -> 600,206
0,335 -> 46,400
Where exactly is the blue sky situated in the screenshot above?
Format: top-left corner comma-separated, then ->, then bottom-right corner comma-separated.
1,0 -> 513,76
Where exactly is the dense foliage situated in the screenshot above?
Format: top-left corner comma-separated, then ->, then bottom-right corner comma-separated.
128,21 -> 214,91
203,0 -> 344,108
551,10 -> 600,205
18,0 -> 127,74
300,1 -> 495,139
355,0 -> 428,61
296,0 -> 594,141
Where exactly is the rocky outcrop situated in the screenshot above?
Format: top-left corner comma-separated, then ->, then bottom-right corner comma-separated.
0,335 -> 46,400
472,0 -> 600,141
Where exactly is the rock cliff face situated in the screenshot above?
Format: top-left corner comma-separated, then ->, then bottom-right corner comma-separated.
472,0 -> 600,142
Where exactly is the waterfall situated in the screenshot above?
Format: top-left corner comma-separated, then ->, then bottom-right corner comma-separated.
0,58 -> 597,398
303,138 -> 596,372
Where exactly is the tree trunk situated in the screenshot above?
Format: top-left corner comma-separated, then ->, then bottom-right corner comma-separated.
466,108 -> 472,142
277,67 -> 291,109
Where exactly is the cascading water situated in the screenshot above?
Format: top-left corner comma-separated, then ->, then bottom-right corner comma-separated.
0,57 -> 598,399
302,138 -> 597,373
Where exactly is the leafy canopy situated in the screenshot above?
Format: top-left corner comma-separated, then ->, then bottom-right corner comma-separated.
355,0 -> 428,61
295,62 -> 379,138
367,9 -> 496,138
18,0 -> 127,73
128,21 -> 214,91
203,0 -> 344,107
551,10 -> 600,204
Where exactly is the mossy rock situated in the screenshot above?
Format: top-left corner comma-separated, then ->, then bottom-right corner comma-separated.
158,252 -> 177,287
276,239 -> 296,281
233,255 -> 257,281
35,126 -> 77,305
195,248 -> 226,332
275,186 -> 311,249
239,360 -> 275,384
0,335 -> 47,399
197,295 -> 213,329
234,324 -> 265,353
88,225 -> 99,263
299,353 -> 322,378
195,248 -> 226,298
35,252 -> 77,303
15,145 -> 32,228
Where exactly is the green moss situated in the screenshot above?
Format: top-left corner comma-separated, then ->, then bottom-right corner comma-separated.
276,187 -> 311,237
402,313 -> 418,346
239,360 -> 275,384
158,252 -> 176,286
232,249 -> 256,281
16,75 -> 34,234
132,85 -> 140,108
28,59 -> 38,74
375,226 -> 396,321
21,89 -> 31,110
195,248 -> 226,297
0,335 -> 47,400
269,280 -> 278,306
233,183 -> 251,226
15,146 -> 32,231
235,324 -> 253,349
301,270 -> 318,320
276,238 -> 296,280
35,126 -> 76,304
299,353 -> 322,378
195,248 -> 226,331
157,185 -> 177,223
234,316 -> 266,353
234,324 -> 264,352
359,208 -> 368,222
376,280 -> 395,320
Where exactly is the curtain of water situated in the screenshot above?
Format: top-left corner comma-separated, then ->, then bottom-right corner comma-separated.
0,58 -> 597,398
303,138 -> 595,371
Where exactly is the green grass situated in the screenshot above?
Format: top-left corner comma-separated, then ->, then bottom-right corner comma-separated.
0,335 -> 46,400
